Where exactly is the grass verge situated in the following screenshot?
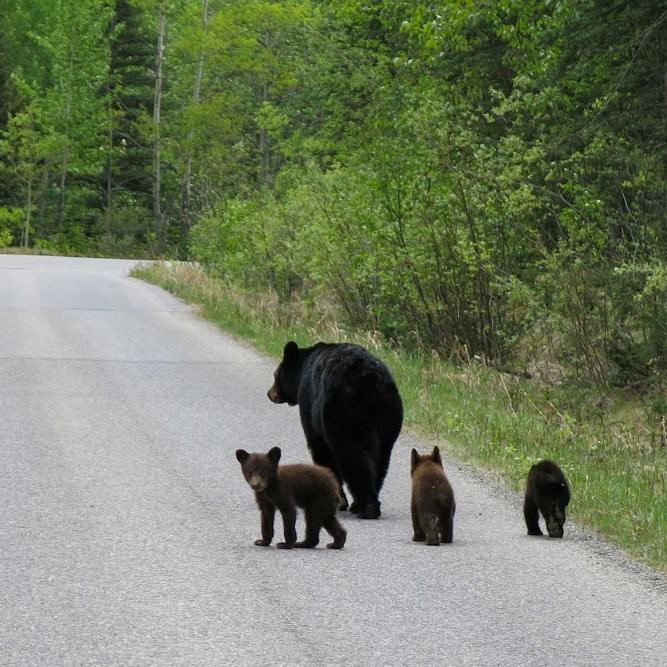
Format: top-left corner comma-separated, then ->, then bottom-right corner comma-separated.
133,262 -> 667,572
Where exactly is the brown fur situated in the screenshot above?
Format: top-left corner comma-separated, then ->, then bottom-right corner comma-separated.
235,447 -> 346,549
410,446 -> 456,545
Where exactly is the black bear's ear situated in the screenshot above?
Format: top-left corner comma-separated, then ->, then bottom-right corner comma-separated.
411,448 -> 420,468
283,341 -> 299,361
268,446 -> 281,464
236,449 -> 249,464
432,446 -> 442,464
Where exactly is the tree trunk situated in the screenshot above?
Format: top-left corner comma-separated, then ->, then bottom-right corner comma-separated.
58,46 -> 74,231
105,71 -> 114,231
180,0 -> 209,248
259,81 -> 271,186
24,178 -> 32,247
153,5 -> 167,253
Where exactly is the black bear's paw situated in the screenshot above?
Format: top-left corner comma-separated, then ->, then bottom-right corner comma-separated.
357,500 -> 381,519
338,489 -> 349,512
254,539 -> 271,546
546,519 -> 564,538
276,541 -> 296,549
527,528 -> 544,536
412,533 -> 426,542
426,532 -> 440,546
295,540 -> 318,548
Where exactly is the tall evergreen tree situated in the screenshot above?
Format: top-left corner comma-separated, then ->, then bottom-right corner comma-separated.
106,0 -> 155,218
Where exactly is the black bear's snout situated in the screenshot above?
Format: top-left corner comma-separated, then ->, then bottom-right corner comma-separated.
267,385 -> 281,403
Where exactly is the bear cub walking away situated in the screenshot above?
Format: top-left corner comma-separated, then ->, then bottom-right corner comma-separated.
523,459 -> 570,538
235,446 -> 346,549
267,341 -> 403,520
410,446 -> 456,545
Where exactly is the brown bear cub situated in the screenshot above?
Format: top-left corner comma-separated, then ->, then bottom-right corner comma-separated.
235,446 -> 346,549
410,446 -> 456,545
524,459 -> 570,538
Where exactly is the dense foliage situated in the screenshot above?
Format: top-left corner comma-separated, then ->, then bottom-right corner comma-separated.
1,0 -> 666,384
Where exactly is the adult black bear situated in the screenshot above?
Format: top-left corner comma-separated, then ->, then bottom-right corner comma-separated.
235,446 -> 346,549
523,459 -> 571,538
267,341 -> 403,519
410,446 -> 456,545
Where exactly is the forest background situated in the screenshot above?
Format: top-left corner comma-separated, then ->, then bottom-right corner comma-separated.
1,0 -> 666,568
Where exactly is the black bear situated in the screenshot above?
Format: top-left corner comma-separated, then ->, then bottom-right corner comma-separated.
235,446 -> 346,549
523,459 -> 570,538
410,446 -> 456,545
267,341 -> 403,519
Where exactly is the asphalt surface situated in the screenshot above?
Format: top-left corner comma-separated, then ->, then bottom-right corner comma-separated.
0,254 -> 665,667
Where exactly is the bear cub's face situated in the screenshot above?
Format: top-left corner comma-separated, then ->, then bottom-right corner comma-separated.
236,447 -> 281,492
267,341 -> 301,406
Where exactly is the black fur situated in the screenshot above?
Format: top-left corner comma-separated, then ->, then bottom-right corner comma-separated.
267,341 -> 403,519
524,460 -> 571,538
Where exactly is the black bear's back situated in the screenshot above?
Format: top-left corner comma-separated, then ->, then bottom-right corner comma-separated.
530,459 -> 566,483
529,459 -> 570,499
304,343 -> 398,404
301,343 -> 402,446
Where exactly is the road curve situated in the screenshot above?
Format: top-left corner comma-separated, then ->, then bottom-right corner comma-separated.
0,255 -> 665,666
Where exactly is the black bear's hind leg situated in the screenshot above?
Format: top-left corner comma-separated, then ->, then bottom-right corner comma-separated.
308,438 -> 348,511
323,515 -> 346,549
295,509 -> 321,548
339,449 -> 381,519
440,508 -> 454,544
524,489 -> 543,536
337,489 -> 349,512
411,501 -> 425,541
424,515 -> 440,546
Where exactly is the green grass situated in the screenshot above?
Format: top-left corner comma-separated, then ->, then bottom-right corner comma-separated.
133,262 -> 667,572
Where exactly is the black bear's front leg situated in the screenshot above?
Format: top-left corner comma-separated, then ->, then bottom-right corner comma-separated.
524,488 -> 543,536
256,498 -> 275,546
542,502 -> 565,538
277,506 -> 298,549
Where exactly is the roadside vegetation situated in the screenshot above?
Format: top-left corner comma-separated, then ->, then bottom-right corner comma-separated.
134,262 -> 666,572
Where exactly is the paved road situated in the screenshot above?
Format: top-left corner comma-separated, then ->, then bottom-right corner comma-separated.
0,255 -> 665,666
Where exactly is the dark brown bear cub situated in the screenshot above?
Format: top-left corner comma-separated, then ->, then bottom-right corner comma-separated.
524,459 -> 570,538
235,446 -> 346,549
410,446 -> 456,545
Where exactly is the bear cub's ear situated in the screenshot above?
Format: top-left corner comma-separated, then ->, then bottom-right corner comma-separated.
236,449 -> 249,464
411,448 -> 421,469
267,446 -> 282,464
431,446 -> 442,465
